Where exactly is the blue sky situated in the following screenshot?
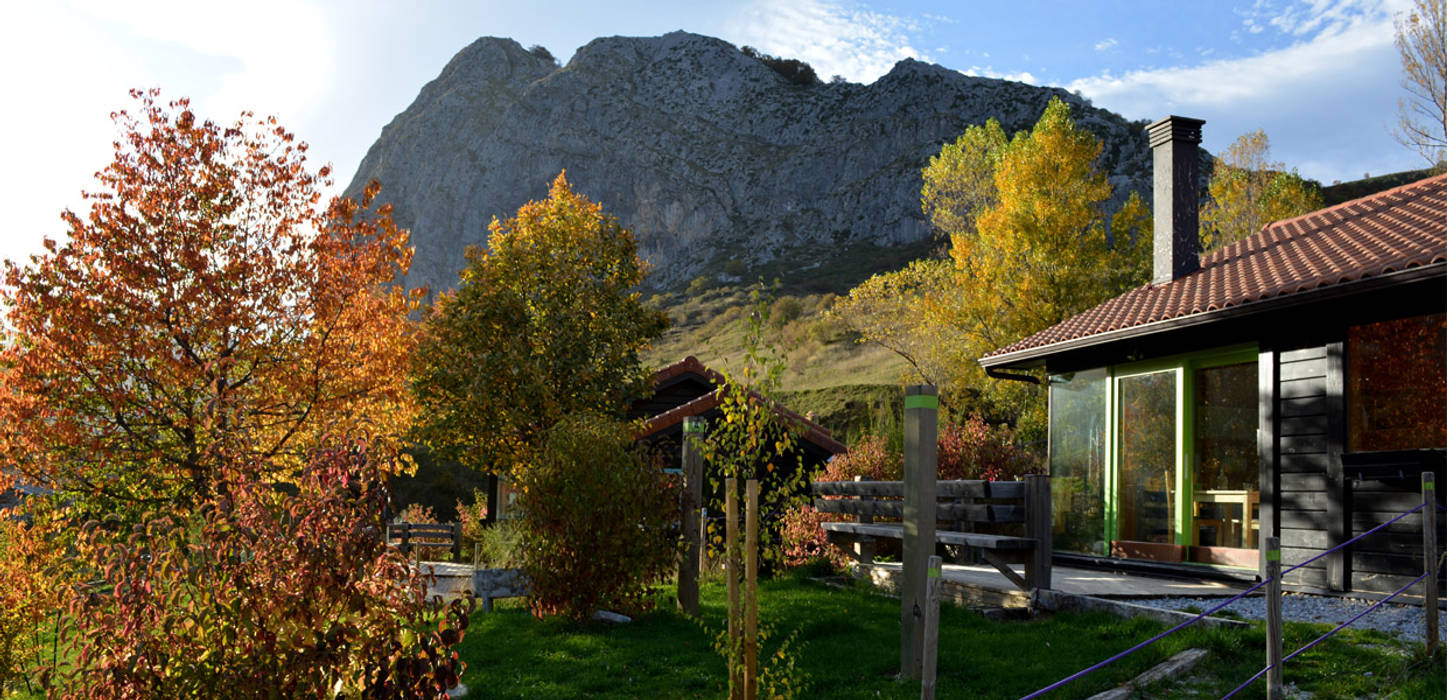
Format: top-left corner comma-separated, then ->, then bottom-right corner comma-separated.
0,0 -> 1422,265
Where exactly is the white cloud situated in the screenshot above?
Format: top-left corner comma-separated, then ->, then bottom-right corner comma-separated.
1067,6 -> 1417,181
723,0 -> 931,83
1095,37 -> 1119,52
71,0 -> 337,126
963,66 -> 1038,84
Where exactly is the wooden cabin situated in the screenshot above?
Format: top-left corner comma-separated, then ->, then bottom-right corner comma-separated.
630,355 -> 845,471
980,116 -> 1446,597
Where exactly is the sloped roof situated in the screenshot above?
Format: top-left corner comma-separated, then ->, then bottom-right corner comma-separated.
982,171 -> 1447,366
637,356 -> 846,455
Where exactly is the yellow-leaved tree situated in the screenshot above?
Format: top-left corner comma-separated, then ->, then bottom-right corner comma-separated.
833,98 -> 1151,441
1199,130 -> 1324,251
410,171 -> 668,476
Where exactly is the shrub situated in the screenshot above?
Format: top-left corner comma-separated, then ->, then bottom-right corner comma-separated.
779,435 -> 899,569
686,274 -> 717,296
515,413 -> 679,620
740,46 -> 820,85
779,504 -> 850,570
937,415 -> 1035,481
821,434 -> 900,481
769,295 -> 804,328
49,439 -> 471,698
473,518 -> 524,569
528,44 -> 557,64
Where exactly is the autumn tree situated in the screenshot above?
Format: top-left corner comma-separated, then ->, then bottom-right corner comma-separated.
0,90 -> 419,520
1199,130 -> 1324,250
834,99 -> 1151,439
1394,0 -> 1447,167
410,172 -> 667,476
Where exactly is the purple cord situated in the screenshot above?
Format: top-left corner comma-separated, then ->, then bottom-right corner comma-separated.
1281,572 -> 1429,663
1017,502 -> 1429,700
1282,503 -> 1424,575
1017,577 -> 1272,700
1219,571 -> 1429,699
1219,663 -> 1273,699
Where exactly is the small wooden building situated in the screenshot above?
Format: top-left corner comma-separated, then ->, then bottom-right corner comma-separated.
980,116 -> 1445,596
630,356 -> 846,471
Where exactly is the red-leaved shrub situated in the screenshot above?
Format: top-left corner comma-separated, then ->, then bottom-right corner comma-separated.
515,413 -> 679,621
819,434 -> 899,482
937,415 -> 1035,481
49,439 -> 471,698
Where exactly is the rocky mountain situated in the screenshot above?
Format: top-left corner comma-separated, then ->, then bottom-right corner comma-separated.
347,31 -> 1158,293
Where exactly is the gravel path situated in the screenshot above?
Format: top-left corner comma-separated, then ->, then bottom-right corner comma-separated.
1132,592 -> 1444,644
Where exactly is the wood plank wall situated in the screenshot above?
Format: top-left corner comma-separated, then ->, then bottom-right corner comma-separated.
1273,343 -> 1446,596
1275,345 -> 1335,590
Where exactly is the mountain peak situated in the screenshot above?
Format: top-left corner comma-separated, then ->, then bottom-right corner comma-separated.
348,32 -> 1155,293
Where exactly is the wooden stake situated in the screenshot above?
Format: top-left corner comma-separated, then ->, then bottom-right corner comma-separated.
921,554 -> 942,700
1423,472 -> 1439,656
678,416 -> 705,615
1265,536 -> 1283,700
745,479 -> 760,700
901,384 -> 938,680
726,477 -> 741,699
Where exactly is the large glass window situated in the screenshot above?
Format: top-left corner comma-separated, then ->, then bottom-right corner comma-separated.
1348,312 -> 1447,451
1117,372 -> 1178,544
1048,369 -> 1107,555
1192,362 -> 1259,551
1048,346 -> 1260,565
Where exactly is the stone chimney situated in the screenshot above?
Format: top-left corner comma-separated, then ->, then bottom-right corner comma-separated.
1147,115 -> 1205,285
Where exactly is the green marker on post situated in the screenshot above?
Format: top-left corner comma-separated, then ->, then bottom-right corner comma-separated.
904,394 -> 938,410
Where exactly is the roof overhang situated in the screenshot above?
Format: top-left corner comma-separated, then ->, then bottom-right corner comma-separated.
980,262 -> 1447,371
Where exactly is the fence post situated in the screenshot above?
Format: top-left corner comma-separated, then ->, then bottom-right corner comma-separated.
1265,536 -> 1283,700
901,384 -> 938,680
1424,472 -> 1439,656
726,477 -> 742,700
452,522 -> 462,562
921,554 -> 942,700
1024,474 -> 1052,591
679,416 -> 706,615
745,479 -> 760,700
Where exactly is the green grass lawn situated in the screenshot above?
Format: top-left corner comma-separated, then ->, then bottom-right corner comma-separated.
453,570 -> 1444,699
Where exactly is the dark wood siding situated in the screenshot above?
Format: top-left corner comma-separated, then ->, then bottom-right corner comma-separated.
1342,452 -> 1447,597
1274,345 -> 1336,589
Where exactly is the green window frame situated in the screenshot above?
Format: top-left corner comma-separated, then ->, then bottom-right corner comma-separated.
1074,344 -> 1258,550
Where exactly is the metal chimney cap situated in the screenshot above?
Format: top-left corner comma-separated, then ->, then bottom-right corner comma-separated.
1146,115 -> 1205,148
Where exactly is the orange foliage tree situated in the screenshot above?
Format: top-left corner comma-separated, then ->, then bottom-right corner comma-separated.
0,90 -> 419,520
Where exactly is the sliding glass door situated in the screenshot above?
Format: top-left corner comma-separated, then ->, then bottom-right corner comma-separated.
1115,370 -> 1179,553
1050,346 -> 1259,566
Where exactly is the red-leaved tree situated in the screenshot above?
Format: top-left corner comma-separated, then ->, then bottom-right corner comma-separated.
0,90 -> 420,521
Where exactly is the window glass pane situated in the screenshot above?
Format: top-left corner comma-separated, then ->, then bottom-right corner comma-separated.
1348,312 -> 1447,451
1192,362 -> 1259,550
1118,371 -> 1176,544
1049,369 -> 1107,555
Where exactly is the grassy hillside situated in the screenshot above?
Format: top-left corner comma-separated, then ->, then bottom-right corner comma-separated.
642,284 -> 912,393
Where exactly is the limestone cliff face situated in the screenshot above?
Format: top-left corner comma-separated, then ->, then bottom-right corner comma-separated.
347,31 -> 1155,292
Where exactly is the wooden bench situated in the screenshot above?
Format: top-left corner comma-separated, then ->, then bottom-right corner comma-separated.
813,476 -> 1051,592
387,521 -> 463,562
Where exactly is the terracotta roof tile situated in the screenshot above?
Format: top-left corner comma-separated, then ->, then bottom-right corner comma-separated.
983,172 -> 1447,363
